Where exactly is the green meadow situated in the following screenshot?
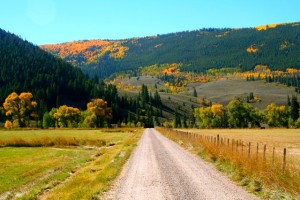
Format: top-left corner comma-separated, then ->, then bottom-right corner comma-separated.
0,128 -> 142,200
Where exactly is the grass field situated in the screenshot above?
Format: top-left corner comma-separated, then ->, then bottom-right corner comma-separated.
0,128 -> 143,200
182,128 -> 300,157
160,128 -> 300,199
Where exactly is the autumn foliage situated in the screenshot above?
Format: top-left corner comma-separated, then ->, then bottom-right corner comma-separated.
256,23 -> 278,31
84,99 -> 112,128
246,45 -> 259,53
53,105 -> 81,128
3,92 -> 37,127
194,104 -> 225,128
4,120 -> 13,129
41,40 -> 128,65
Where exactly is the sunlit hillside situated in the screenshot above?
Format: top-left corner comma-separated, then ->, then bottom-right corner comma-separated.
41,40 -> 128,66
41,22 -> 300,80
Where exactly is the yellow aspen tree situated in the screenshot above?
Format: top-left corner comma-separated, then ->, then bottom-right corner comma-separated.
3,92 -> 37,127
53,105 -> 80,127
84,99 -> 112,128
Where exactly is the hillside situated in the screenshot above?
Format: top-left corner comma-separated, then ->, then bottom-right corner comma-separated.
41,22 -> 300,80
118,76 -> 298,112
0,28 -> 180,127
0,28 -> 96,111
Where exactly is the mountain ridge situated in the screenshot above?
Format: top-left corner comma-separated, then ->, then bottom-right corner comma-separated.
40,22 -> 300,80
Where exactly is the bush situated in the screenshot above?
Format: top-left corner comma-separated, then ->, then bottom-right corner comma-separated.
4,120 -> 13,129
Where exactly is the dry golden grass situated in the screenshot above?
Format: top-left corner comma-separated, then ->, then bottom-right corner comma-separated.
182,129 -> 300,160
158,128 -> 300,199
0,136 -> 106,147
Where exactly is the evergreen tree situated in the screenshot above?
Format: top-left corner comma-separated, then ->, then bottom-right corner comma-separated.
193,88 -> 198,97
153,90 -> 162,107
182,114 -> 188,128
287,95 -> 291,106
173,110 -> 181,128
141,84 -> 150,104
290,95 -> 299,121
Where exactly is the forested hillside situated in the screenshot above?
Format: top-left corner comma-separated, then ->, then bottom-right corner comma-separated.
0,28 -> 166,127
41,23 -> 300,79
0,28 -> 96,110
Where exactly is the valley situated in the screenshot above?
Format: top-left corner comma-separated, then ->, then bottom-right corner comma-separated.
1,17 -> 300,199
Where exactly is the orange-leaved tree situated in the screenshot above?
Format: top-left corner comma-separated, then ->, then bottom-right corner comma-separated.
84,98 -> 112,128
3,92 -> 37,127
4,120 -> 13,129
53,105 -> 81,128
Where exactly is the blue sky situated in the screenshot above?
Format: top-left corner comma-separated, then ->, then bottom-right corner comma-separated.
1,0 -> 300,45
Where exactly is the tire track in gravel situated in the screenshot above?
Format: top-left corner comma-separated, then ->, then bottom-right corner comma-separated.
109,128 -> 258,200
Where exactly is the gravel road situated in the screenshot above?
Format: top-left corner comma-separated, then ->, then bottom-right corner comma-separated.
107,128 -> 258,200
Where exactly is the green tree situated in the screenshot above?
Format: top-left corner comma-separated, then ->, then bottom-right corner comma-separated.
290,95 -> 299,121
42,112 -> 55,128
173,110 -> 181,128
193,88 -> 198,97
227,99 -> 261,128
153,90 -> 162,107
264,103 -> 288,127
194,104 -> 225,128
182,114 -> 188,128
141,84 -> 150,104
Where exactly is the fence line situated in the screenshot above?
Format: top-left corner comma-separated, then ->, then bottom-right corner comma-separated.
164,129 -> 288,172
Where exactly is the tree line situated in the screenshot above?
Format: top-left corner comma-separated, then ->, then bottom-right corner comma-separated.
192,95 -> 300,128
1,84 -> 164,129
2,92 -> 112,129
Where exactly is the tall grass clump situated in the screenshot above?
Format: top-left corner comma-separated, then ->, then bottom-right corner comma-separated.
156,127 -> 300,199
0,137 -> 106,147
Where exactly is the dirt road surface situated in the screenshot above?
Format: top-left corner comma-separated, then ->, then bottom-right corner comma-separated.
106,128 -> 258,200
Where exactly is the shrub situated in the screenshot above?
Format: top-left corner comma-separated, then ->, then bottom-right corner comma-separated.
4,120 -> 13,129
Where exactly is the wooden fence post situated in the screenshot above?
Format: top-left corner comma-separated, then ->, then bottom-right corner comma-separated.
217,134 -> 220,146
248,142 -> 251,158
281,148 -> 287,172
272,147 -> 275,169
256,143 -> 259,160
263,144 -> 266,161
241,141 -> 244,154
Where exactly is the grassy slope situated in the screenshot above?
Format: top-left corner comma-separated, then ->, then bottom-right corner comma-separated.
0,129 -> 143,200
186,80 -> 298,109
118,77 -> 299,120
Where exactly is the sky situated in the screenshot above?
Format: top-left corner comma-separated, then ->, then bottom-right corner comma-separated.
1,0 -> 300,45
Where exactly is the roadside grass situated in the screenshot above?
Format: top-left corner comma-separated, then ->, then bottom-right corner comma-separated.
41,131 -> 141,200
181,129 -> 300,153
0,128 -> 143,200
181,129 -> 300,165
157,127 -> 300,199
